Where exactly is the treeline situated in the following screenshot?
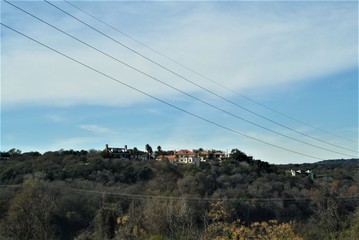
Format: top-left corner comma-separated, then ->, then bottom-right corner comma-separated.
0,148 -> 358,239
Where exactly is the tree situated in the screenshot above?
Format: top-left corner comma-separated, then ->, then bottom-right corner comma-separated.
311,192 -> 342,239
8,148 -> 22,156
133,147 -> 139,160
93,204 -> 119,239
230,149 -> 251,162
156,146 -> 162,157
339,207 -> 359,239
145,144 -> 153,160
204,201 -> 303,240
142,198 -> 200,239
5,180 -> 56,240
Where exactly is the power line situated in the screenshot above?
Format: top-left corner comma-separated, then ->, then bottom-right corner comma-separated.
63,0 -> 358,146
44,0 -> 358,154
4,0 -> 357,159
0,185 -> 359,203
1,184 -> 359,203
1,22 -> 330,161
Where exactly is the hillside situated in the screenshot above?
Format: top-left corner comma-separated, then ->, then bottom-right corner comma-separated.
316,158 -> 359,165
0,148 -> 358,239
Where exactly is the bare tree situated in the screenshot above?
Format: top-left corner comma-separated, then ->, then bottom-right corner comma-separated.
5,180 -> 56,240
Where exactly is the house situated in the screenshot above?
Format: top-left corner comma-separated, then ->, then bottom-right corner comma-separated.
156,154 -> 176,163
156,149 -> 201,166
212,150 -> 228,160
198,149 -> 228,162
174,149 -> 201,166
104,144 -> 130,159
198,150 -> 210,162
288,169 -> 314,180
166,155 -> 176,163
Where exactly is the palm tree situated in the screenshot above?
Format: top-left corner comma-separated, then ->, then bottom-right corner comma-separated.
133,147 -> 139,160
145,144 -> 153,160
157,145 -> 162,157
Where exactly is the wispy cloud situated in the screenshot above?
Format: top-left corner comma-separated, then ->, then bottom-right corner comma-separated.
45,113 -> 67,122
1,1 -> 357,108
49,136 -> 100,151
80,124 -> 110,134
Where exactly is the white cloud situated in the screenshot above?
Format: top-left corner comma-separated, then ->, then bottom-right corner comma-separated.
45,113 -> 67,122
48,136 -> 100,151
80,124 -> 110,134
1,1 -> 357,108
157,2 -> 357,91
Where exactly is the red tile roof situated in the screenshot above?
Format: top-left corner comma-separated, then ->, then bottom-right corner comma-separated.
166,155 -> 176,160
175,149 -> 195,155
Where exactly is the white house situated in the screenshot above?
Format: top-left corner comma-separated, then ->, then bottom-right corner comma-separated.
175,150 -> 201,166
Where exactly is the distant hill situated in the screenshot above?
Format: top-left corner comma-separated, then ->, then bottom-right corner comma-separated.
315,158 -> 359,165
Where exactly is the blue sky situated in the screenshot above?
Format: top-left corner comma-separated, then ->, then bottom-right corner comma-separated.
1,0 -> 358,164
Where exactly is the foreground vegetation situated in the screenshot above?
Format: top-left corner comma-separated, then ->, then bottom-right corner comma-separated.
0,148 -> 358,239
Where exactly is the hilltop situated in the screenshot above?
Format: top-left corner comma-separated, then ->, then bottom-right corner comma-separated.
316,158 -> 359,165
0,148 -> 358,239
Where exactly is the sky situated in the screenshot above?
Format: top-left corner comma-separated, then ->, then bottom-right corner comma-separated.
1,0 -> 358,164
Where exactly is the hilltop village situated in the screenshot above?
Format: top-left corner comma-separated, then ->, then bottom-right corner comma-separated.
103,144 -> 318,179
104,144 -> 234,166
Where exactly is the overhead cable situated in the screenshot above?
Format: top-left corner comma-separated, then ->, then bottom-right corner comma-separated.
1,184 -> 359,203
